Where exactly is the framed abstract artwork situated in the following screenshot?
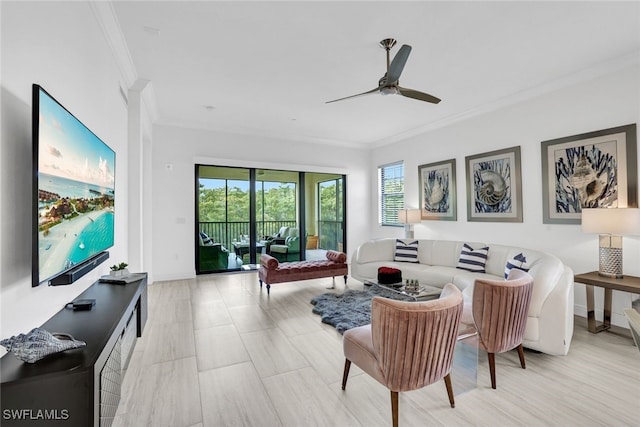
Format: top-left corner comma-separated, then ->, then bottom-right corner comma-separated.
418,159 -> 456,221
541,124 -> 637,224
465,146 -> 523,222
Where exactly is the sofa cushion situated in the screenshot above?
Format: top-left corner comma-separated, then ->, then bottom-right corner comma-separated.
394,239 -> 419,263
456,243 -> 489,273
504,252 -> 530,279
356,238 -> 396,264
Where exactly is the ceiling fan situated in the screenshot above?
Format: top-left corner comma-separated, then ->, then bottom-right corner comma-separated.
326,38 -> 441,105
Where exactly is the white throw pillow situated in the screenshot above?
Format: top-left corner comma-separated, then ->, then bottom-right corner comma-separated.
504,252 -> 530,279
394,239 -> 419,263
457,243 -> 489,273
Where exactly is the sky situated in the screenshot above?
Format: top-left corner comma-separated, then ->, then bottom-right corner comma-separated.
37,86 -> 115,188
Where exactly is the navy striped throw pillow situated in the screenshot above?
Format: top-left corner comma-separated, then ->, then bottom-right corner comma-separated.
394,239 -> 419,263
457,243 -> 489,273
200,232 -> 214,246
504,252 -> 529,279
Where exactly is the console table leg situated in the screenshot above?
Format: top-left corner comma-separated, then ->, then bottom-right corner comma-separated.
586,284 -> 611,333
603,288 -> 612,330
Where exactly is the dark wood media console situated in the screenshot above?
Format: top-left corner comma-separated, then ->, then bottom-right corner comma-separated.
1,274 -> 147,426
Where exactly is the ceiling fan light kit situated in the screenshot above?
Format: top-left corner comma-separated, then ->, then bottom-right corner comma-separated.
326,38 -> 441,105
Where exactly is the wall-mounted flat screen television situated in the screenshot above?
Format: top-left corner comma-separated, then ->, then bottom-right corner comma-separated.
32,84 -> 115,286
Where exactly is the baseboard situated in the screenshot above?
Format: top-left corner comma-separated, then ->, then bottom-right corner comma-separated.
151,271 -> 195,283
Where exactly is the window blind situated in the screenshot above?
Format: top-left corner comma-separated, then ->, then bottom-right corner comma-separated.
378,162 -> 404,225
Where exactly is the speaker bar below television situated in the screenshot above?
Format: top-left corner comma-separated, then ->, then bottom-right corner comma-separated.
49,251 -> 110,286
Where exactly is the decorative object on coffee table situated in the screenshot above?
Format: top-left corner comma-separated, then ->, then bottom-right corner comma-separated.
377,266 -> 402,285
368,280 -> 441,301
1,328 -> 86,363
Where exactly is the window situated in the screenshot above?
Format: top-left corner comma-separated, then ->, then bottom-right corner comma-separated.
378,162 -> 404,225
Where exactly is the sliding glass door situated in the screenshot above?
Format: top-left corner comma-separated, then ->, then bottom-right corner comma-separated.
197,166 -> 252,272
317,176 -> 345,253
255,169 -> 302,263
196,165 -> 346,274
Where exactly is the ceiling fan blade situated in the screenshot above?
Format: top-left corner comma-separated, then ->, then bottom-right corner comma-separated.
325,87 -> 380,104
397,86 -> 441,104
387,44 -> 411,84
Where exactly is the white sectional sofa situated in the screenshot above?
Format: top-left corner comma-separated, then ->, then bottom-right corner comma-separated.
351,238 -> 574,356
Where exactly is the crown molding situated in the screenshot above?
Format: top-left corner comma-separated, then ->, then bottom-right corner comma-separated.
89,1 -> 158,126
373,50 -> 640,148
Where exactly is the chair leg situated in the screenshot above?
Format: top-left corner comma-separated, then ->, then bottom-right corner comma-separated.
517,344 -> 526,369
443,373 -> 455,408
266,284 -> 271,295
259,279 -> 262,288
341,359 -> 351,390
343,275 -> 348,284
488,352 -> 497,389
390,390 -> 399,427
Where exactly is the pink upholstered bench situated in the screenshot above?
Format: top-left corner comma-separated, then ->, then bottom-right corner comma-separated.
258,250 -> 348,295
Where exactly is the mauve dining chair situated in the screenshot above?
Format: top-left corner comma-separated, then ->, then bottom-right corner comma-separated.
341,283 -> 463,427
471,268 -> 534,389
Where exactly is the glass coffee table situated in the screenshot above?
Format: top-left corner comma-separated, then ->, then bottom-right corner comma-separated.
364,280 -> 442,301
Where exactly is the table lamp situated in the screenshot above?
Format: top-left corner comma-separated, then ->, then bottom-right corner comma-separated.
581,207 -> 640,278
398,208 -> 421,239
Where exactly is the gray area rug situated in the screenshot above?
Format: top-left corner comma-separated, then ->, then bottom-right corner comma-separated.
310,285 -> 414,334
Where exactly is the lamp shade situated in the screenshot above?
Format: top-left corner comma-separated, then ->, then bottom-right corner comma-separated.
398,208 -> 421,224
581,208 -> 640,235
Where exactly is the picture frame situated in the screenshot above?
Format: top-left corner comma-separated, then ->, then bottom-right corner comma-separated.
418,159 -> 456,221
541,124 -> 637,224
465,146 -> 523,222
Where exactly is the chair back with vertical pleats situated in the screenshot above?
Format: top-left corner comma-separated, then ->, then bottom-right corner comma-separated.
472,269 -> 533,354
371,283 -> 463,392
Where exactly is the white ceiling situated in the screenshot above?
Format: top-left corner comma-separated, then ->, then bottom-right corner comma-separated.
111,1 -> 640,148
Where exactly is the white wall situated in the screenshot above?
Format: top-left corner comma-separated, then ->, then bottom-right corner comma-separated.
0,2 -> 130,346
150,125 -> 371,281
371,63 -> 640,328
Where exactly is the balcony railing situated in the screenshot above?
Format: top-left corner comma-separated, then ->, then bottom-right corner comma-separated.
198,220 -> 297,250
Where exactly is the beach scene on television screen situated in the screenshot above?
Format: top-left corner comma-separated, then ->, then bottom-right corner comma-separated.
38,91 -> 115,283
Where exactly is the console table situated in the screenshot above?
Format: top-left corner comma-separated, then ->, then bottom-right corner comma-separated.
574,271 -> 640,333
0,274 -> 147,426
